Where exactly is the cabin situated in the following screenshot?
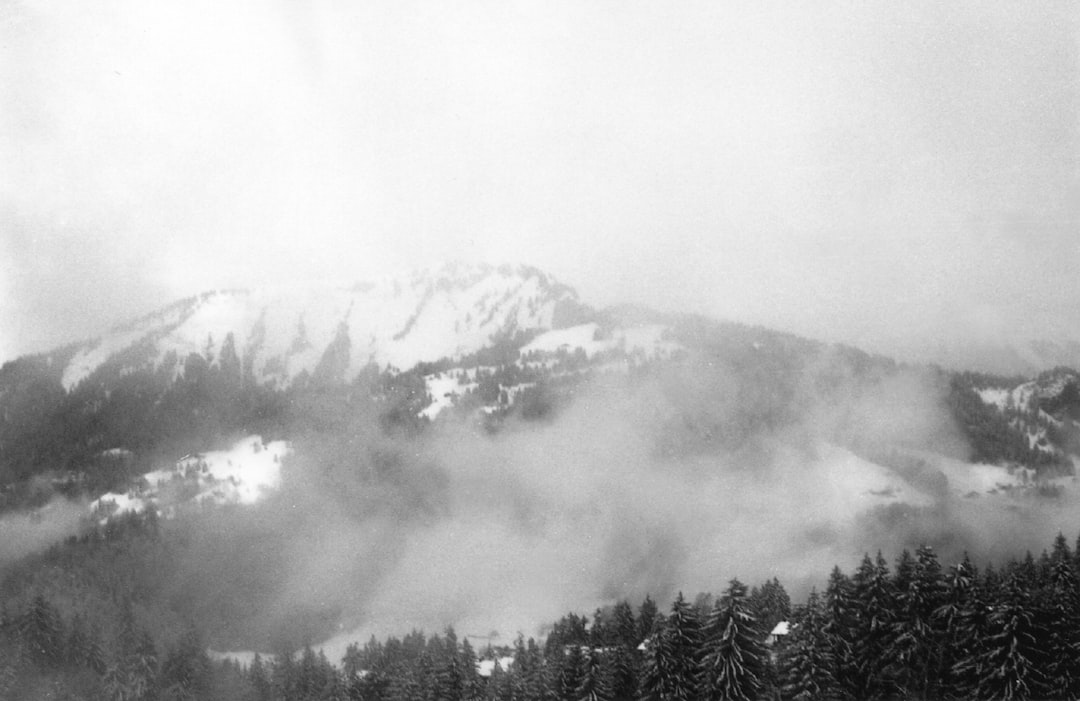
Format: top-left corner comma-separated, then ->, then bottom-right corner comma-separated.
765,621 -> 790,646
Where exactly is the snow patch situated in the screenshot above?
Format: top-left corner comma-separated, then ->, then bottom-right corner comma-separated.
88,491 -> 151,520
90,435 -> 290,523
421,373 -> 469,420
477,656 -> 514,677
976,387 -> 1010,412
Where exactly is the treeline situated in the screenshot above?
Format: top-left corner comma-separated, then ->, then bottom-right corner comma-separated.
9,517 -> 1080,699
236,532 -> 1080,701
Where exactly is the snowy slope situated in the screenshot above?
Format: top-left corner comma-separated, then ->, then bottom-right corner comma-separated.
972,369 -> 1080,464
520,322 -> 679,360
89,435 -> 289,521
419,322 -> 684,419
56,264 -> 580,390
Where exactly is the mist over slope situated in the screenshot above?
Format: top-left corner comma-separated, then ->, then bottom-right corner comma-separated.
2,264 -> 1080,659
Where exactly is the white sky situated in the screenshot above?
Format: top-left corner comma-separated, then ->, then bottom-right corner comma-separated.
2,1 -> 1078,366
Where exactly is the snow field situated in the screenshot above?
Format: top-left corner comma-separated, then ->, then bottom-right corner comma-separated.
58,264 -> 577,390
90,435 -> 290,523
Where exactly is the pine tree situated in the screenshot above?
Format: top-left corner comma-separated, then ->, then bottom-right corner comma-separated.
461,637 -> 483,701
247,653 -> 272,701
822,566 -> 856,700
748,578 -> 791,635
590,608 -> 610,648
317,648 -> 348,701
19,594 -> 63,666
639,616 -> 671,701
889,545 -> 946,698
0,621 -> 24,700
639,596 -> 661,646
935,553 -> 982,699
271,647 -> 298,701
778,590 -> 840,701
486,659 -> 514,701
640,594 -> 702,701
66,612 -> 89,668
892,549 -> 915,595
434,628 -> 468,701
850,552 -> 896,700
160,627 -> 211,700
560,644 -> 587,701
976,572 -> 1049,700
612,600 -> 638,649
1043,536 -> 1080,699
699,579 -> 768,701
575,647 -> 613,701
609,644 -> 638,701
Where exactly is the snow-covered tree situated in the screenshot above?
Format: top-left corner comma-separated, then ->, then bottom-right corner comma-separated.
976,573 -> 1049,700
779,590 -> 841,701
699,579 -> 768,701
640,592 -> 701,701
851,552 -> 896,700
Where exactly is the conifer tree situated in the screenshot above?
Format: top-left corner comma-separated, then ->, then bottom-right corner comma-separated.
19,594 -> 63,666
640,616 -> 671,701
976,572 -> 1049,700
822,566 -> 856,700
575,647 -> 613,701
640,593 -> 701,701
560,644 -> 587,701
590,607 -> 610,648
160,627 -> 211,700
65,612 -> 89,668
638,596 -> 660,647
609,644 -> 638,701
667,592 -> 702,700
247,653 -> 272,701
699,579 -> 768,701
778,590 -> 840,701
851,552 -> 896,700
271,647 -> 298,701
612,600 -> 638,649
482,659 -> 504,701
889,545 -> 946,698
892,549 -> 915,595
1043,535 -> 1080,699
749,578 -> 791,635
433,628 -> 467,701
935,553 -> 982,699
461,637 -> 483,701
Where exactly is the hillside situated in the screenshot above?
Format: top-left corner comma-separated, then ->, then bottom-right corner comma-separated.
3,263 -> 1080,697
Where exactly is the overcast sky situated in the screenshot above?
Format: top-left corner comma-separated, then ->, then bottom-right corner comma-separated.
2,1 -> 1077,366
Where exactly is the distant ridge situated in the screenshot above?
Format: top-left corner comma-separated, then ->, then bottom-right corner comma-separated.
42,263 -> 585,391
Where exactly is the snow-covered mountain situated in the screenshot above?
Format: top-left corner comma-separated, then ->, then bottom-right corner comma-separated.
55,263 -> 584,391
967,366 -> 1080,468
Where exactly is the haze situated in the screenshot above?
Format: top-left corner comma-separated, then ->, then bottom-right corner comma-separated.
2,1 -> 1078,368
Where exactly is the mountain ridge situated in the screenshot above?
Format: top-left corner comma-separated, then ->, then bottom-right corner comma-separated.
42,263 -> 584,392
4,261 -> 1080,494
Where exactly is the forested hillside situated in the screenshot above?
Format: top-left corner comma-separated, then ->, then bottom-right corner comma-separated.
5,306 -> 1077,514
4,519 -> 1080,700
4,286 -> 1080,700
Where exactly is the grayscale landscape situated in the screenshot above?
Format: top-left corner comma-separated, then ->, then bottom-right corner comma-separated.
1,2 -> 1077,699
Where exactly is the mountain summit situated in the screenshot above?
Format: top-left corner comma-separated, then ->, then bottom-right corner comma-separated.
55,263 -> 585,391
